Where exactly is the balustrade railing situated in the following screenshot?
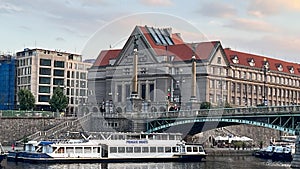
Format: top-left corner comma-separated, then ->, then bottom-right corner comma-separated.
95,105 -> 300,119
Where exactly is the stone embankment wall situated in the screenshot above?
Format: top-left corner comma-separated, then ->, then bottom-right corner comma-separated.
195,124 -> 283,148
0,117 -> 67,145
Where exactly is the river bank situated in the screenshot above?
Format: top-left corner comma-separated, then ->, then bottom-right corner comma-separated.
205,148 -> 256,156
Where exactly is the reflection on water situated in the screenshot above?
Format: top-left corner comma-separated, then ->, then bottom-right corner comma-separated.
0,156 -> 291,169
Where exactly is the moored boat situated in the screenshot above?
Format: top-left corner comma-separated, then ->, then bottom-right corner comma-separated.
0,143 -> 6,163
7,132 -> 207,163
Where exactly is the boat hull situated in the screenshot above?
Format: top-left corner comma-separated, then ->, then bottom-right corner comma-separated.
7,152 -> 207,164
0,154 -> 6,163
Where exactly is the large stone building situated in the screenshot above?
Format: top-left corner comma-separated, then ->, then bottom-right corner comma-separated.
16,48 -> 92,115
87,25 -> 300,114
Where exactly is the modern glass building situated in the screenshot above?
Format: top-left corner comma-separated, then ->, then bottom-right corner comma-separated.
0,55 -> 16,110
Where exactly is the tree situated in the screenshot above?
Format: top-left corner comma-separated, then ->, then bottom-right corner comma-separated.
49,87 -> 68,112
200,102 -> 212,109
18,89 -> 35,110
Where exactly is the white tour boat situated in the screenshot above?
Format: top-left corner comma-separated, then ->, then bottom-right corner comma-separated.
7,132 -> 207,163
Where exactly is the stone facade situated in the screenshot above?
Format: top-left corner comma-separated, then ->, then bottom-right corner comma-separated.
0,117 -> 66,145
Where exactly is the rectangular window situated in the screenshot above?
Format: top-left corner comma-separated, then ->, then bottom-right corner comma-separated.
54,69 -> 64,77
75,147 -> 83,153
67,71 -> 70,78
117,85 -> 122,102
165,147 -> 172,153
84,147 -> 92,154
80,89 -> 86,96
134,147 -> 141,153
53,78 -> 64,85
66,147 -> 73,154
142,147 -> 149,153
118,147 -> 125,153
39,77 -> 51,84
141,84 -> 146,99
126,84 -> 130,98
38,95 -> 50,102
80,72 -> 86,79
110,147 -> 117,153
39,68 -> 51,75
39,86 -> 50,93
80,81 -> 86,88
157,147 -> 164,153
126,147 -> 133,153
40,59 -> 51,66
150,147 -> 156,153
54,61 -> 65,68
209,80 -> 214,89
236,83 -> 241,93
149,84 -> 154,101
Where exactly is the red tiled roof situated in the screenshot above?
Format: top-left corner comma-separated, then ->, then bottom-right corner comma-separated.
93,26 -> 220,67
168,41 -> 218,61
171,33 -> 184,44
224,49 -> 300,75
92,49 -> 121,67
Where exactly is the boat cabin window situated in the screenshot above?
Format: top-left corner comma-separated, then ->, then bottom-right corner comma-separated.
187,147 -> 192,152
199,146 -> 204,152
169,135 -> 175,140
110,147 -> 117,153
150,147 -> 156,153
158,147 -> 164,153
118,147 -> 125,153
57,147 -> 65,153
93,147 -> 99,153
126,147 -> 133,153
142,147 -> 149,153
75,147 -> 83,153
193,147 -> 198,152
172,147 -> 178,153
134,147 -> 141,153
162,135 -> 168,140
165,147 -> 172,153
66,147 -> 74,154
84,147 -> 92,153
52,147 -> 58,153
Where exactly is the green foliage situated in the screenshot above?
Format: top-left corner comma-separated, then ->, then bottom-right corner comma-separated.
200,102 -> 212,109
18,89 -> 35,110
49,87 -> 68,112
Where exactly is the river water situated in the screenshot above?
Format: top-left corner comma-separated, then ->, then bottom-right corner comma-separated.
0,156 -> 291,169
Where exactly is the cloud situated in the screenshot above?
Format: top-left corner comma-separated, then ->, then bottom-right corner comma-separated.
55,37 -> 66,42
197,2 -> 237,18
248,0 -> 300,17
225,18 -> 277,32
140,0 -> 173,6
0,2 -> 22,14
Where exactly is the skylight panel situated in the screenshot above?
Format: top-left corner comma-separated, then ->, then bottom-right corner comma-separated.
154,28 -> 168,45
162,29 -> 174,45
147,27 -> 162,45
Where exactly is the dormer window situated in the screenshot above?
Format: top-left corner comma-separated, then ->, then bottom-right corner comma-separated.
276,64 -> 283,71
231,55 -> 239,64
289,66 -> 294,74
248,58 -> 255,67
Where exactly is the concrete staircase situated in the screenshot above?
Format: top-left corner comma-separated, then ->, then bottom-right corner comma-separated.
19,113 -> 92,142
291,136 -> 300,168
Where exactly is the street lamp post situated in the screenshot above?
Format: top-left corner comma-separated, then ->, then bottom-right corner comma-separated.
263,58 -> 269,106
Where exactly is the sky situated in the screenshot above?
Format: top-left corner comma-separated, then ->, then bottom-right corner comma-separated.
1,0 -> 300,62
